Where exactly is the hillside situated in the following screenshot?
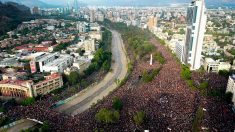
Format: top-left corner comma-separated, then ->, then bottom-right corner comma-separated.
0,2 -> 32,36
0,0 -> 57,8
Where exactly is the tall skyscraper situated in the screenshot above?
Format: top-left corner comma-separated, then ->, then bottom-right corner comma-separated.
32,6 -> 40,15
184,0 -> 207,70
90,10 -> 95,22
73,0 -> 79,12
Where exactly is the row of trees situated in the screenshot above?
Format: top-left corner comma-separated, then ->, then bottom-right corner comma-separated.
83,29 -> 112,76
53,42 -> 70,52
103,19 -> 166,85
154,52 -> 165,64
103,19 -> 154,60
142,67 -> 161,83
63,29 -> 112,87
84,49 -> 112,76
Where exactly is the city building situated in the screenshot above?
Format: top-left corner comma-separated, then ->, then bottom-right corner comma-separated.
33,73 -> 63,96
90,23 -> 101,31
0,80 -> 34,98
0,73 -> 63,98
41,55 -> 73,73
0,58 -> 22,68
77,22 -> 88,33
203,58 -> 219,73
2,72 -> 27,81
226,75 -> 235,107
89,31 -> 102,40
218,62 -> 231,72
90,10 -> 95,22
147,16 -> 158,30
184,0 -> 207,70
97,14 -> 104,22
175,41 -> 185,63
83,39 -> 96,52
203,58 -> 231,73
32,6 -> 40,15
35,52 -> 59,72
29,53 -> 74,73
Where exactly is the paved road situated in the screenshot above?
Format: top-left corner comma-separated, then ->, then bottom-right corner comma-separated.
55,30 -> 128,116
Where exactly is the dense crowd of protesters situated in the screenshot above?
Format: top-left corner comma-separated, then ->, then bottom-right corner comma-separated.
4,37 -> 235,131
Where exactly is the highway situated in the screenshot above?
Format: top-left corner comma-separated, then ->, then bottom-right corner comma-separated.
55,30 -> 128,116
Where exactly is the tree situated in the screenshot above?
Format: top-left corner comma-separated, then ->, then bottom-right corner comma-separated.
192,107 -> 204,132
20,97 -> 35,106
95,108 -> 120,124
224,92 -> 233,103
179,28 -> 185,34
41,121 -> 50,132
219,70 -> 230,78
76,48 -> 85,56
102,60 -> 111,71
181,65 -> 191,80
67,71 -> 80,85
154,52 -> 165,64
142,68 -> 161,83
198,82 -> 209,90
112,97 -> 123,111
133,111 -> 145,125
0,115 -> 8,127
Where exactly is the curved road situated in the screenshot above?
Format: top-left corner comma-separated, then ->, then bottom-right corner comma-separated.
55,30 -> 128,116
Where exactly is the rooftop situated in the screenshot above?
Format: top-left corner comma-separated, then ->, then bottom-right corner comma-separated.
43,55 -> 72,67
28,52 -> 46,58
37,52 -> 58,62
0,79 -> 32,88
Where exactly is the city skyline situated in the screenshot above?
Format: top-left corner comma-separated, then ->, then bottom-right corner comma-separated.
1,0 -> 235,8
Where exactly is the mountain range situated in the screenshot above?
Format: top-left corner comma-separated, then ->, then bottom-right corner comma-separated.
0,0 -> 59,8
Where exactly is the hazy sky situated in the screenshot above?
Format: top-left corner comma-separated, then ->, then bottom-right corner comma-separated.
40,0 -> 235,6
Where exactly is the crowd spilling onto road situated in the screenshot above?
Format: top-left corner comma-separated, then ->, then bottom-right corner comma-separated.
4,37 -> 235,131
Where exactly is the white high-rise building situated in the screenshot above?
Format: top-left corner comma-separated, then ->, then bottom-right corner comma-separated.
175,41 -> 185,63
226,75 -> 235,107
184,0 -> 207,70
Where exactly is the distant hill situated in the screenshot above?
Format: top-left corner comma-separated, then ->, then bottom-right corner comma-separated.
0,1 -> 33,36
0,0 -> 58,8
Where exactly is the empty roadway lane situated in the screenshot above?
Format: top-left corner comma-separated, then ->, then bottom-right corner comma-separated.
55,30 -> 128,116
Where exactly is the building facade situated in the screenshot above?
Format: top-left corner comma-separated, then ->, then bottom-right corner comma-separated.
226,75 -> 235,107
0,73 -> 63,98
147,16 -> 158,30
204,58 -> 231,73
0,80 -> 34,98
41,55 -> 73,73
84,39 -> 96,52
184,0 -> 207,70
175,41 -> 185,63
33,73 -> 63,96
